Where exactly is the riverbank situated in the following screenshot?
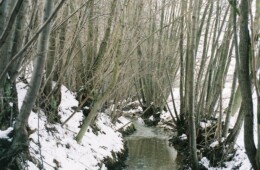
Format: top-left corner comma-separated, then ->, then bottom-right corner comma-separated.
161,108 -> 252,170
13,82 -> 130,170
0,81 -> 251,169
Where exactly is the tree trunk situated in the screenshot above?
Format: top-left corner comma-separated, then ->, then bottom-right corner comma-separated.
238,0 -> 257,169
76,17 -> 121,143
42,5 -> 68,123
186,0 -> 199,169
0,0 -> 11,129
223,67 -> 237,138
1,0 -> 54,166
8,0 -> 27,82
179,0 -> 186,118
0,0 -> 24,49
253,0 -> 260,167
226,105 -> 244,146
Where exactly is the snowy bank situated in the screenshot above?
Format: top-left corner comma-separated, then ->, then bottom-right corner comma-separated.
13,82 -> 128,170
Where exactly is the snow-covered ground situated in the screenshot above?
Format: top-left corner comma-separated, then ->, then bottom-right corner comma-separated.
161,100 -> 252,169
0,80 -> 255,169
13,82 -> 129,170
199,120 -> 252,170
161,79 -> 254,169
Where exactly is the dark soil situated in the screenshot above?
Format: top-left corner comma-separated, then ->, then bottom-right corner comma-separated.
169,120 -> 237,170
102,121 -> 136,170
102,142 -> 128,170
141,106 -> 161,126
118,123 -> 136,137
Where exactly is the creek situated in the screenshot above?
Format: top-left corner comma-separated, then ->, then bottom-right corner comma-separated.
124,120 -> 179,170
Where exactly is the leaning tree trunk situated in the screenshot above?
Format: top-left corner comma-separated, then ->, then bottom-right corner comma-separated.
0,0 -> 54,167
238,0 -> 257,169
76,24 -> 121,144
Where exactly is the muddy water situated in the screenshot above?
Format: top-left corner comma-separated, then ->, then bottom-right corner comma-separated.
124,120 -> 178,170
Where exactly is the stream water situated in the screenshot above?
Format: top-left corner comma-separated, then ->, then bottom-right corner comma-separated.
124,120 -> 178,170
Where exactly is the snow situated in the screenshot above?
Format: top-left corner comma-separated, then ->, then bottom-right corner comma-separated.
209,141 -> 219,148
0,127 -> 13,139
198,119 -> 252,170
200,146 -> 250,170
160,72 -> 253,169
116,116 -> 130,127
11,82 -> 126,170
200,121 -> 212,128
136,117 -> 145,125
197,101 -> 253,168
179,134 -> 187,140
149,115 -> 154,121
0,70 -> 255,169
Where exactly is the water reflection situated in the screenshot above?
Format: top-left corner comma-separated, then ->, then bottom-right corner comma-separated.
124,121 -> 178,170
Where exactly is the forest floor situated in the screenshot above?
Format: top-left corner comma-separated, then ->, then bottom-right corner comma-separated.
0,81 -> 254,169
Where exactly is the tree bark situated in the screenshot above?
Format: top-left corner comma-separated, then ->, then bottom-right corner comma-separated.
226,105 -> 244,146
0,0 -> 9,129
187,0 -> 199,169
3,0 -> 54,163
179,0 -> 186,118
223,67 -> 237,138
238,0 -> 257,169
252,0 -> 260,167
76,21 -> 121,144
0,0 -> 24,49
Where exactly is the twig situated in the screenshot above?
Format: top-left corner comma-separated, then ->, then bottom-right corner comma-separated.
0,0 -> 66,82
61,96 -> 92,127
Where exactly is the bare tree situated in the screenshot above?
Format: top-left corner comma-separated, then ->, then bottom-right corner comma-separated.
0,1 -> 65,168
186,0 -> 199,168
238,0 -> 257,169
